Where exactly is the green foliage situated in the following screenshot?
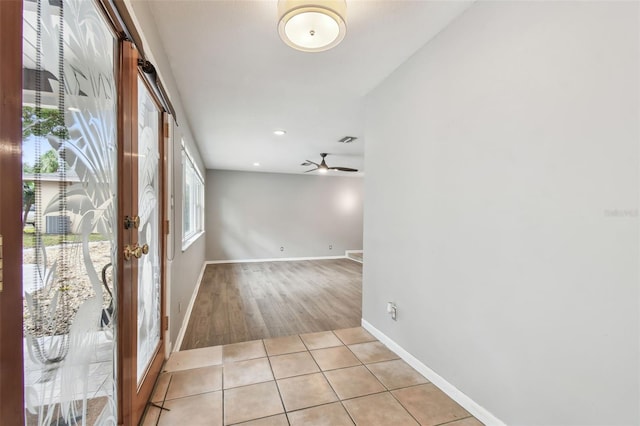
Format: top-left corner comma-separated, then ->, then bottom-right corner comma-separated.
39,149 -> 59,173
22,232 -> 107,248
22,149 -> 59,224
23,149 -> 59,174
23,182 -> 35,207
22,106 -> 68,139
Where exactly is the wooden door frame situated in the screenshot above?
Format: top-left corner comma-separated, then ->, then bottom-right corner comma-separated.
0,0 -> 25,423
117,40 -> 137,426
0,4 -> 168,423
118,41 -> 167,425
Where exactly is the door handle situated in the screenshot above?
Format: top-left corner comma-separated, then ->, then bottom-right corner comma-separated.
123,243 -> 149,261
123,244 -> 134,261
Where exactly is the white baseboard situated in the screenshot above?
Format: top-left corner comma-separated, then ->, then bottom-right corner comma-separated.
345,250 -> 363,264
173,262 -> 207,352
206,255 -> 346,264
361,319 -> 506,426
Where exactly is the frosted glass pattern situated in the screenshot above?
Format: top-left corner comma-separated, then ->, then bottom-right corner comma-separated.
22,0 -> 118,424
136,78 -> 162,384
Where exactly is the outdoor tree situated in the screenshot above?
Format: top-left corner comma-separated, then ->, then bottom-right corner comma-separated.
22,106 -> 64,226
23,150 -> 60,225
22,106 -> 67,138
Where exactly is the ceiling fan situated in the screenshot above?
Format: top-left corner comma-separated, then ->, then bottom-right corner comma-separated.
301,153 -> 358,173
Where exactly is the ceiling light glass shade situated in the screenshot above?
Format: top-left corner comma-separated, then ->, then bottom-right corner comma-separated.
278,0 -> 347,52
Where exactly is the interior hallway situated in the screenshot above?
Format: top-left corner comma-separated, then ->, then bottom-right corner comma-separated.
144,327 -> 483,426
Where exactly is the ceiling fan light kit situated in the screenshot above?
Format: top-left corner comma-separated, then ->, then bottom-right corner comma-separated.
278,0 -> 347,52
302,153 -> 358,173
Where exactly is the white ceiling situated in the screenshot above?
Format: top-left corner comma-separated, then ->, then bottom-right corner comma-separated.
147,0 -> 473,175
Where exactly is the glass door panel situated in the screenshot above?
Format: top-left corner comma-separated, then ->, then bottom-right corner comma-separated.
22,0 -> 118,424
136,78 -> 162,384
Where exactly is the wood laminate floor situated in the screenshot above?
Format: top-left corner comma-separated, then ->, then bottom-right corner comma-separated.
181,259 -> 363,350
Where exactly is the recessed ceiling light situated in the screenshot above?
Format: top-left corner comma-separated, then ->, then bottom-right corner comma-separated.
273,130 -> 286,136
253,162 -> 260,166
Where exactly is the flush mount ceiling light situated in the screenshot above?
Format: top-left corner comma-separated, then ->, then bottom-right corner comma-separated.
278,0 -> 347,53
273,129 -> 287,136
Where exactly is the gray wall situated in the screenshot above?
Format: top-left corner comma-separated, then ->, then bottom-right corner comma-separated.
364,2 -> 638,425
127,0 -> 207,349
206,170 -> 363,261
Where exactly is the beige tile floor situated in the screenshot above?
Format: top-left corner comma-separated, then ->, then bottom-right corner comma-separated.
141,328 -> 484,426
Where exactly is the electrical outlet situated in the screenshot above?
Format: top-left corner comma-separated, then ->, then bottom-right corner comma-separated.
280,246 -> 284,252
329,244 -> 333,250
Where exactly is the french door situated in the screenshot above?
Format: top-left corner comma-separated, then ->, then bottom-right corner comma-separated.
0,1 -> 166,424
118,42 -> 167,425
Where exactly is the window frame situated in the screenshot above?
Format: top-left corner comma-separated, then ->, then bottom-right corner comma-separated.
181,140 -> 204,251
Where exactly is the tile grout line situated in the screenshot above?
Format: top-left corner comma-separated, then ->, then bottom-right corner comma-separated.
262,338 -> 291,426
309,331 -> 357,425
155,373 -> 173,426
386,382 -> 427,426
434,414 -> 476,426
279,331 -> 349,419
359,358 -> 430,392
327,331 -> 421,425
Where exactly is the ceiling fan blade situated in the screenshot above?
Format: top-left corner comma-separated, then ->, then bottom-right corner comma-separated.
304,167 -> 319,173
302,160 -> 319,166
330,167 -> 359,172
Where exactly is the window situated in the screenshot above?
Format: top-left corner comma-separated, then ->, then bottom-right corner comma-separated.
182,140 -> 204,249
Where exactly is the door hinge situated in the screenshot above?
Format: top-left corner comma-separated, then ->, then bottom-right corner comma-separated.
163,315 -> 169,331
164,220 -> 170,235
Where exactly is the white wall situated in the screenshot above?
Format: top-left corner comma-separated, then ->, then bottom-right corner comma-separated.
206,170 -> 363,260
127,0 -> 207,348
364,2 -> 639,425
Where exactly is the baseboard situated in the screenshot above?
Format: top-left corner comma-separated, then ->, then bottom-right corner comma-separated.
206,255 -> 346,264
345,250 -> 363,264
173,262 -> 207,352
361,319 -> 506,426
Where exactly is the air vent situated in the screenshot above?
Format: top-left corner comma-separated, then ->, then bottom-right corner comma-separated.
338,136 -> 357,143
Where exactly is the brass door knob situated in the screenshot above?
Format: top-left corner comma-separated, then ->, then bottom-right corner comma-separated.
123,244 -> 133,261
123,243 -> 149,260
124,215 -> 141,230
